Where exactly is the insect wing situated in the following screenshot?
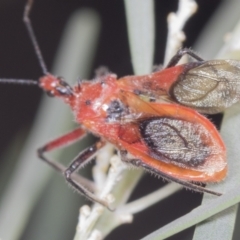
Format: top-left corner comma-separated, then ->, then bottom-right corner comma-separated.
119,93 -> 227,182
171,59 -> 240,113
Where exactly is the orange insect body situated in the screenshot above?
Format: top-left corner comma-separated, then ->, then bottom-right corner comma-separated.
40,72 -> 227,184
118,64 -> 185,97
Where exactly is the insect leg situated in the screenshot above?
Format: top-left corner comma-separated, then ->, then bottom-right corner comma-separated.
23,0 -> 48,74
120,150 -> 222,196
63,140 -> 112,209
37,128 -> 97,190
38,128 -> 87,172
38,129 -> 111,208
166,48 -> 205,68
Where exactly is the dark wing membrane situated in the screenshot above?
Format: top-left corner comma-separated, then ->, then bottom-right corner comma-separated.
139,117 -> 212,168
171,60 -> 240,114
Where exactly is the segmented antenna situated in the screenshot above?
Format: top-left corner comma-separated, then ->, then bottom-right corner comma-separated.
0,79 -> 38,86
23,0 -> 48,75
0,0 -> 43,86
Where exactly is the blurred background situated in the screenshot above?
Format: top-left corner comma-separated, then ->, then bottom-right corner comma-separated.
0,0 -> 225,239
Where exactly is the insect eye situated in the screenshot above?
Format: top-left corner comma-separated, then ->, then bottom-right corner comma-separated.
55,77 -> 73,96
56,86 -> 70,95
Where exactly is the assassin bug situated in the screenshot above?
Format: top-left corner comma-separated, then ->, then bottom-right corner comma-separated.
0,0 -> 229,209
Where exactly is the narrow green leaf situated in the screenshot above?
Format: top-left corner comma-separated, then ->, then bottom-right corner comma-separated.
124,0 -> 155,74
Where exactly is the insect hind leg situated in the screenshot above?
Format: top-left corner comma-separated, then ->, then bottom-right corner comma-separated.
166,48 -> 205,68
120,150 -> 222,197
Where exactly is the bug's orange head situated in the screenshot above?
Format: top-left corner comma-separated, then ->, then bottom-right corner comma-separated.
39,74 -> 74,98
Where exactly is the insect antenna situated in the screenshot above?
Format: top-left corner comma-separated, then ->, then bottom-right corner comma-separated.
0,78 -> 38,86
23,0 -> 48,75
0,1 -> 51,87
0,0 -> 48,87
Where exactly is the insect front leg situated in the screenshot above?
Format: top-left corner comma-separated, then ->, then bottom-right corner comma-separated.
37,128 -> 96,192
37,128 -> 111,208
120,150 -> 222,197
166,48 -> 204,68
37,127 -> 87,172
